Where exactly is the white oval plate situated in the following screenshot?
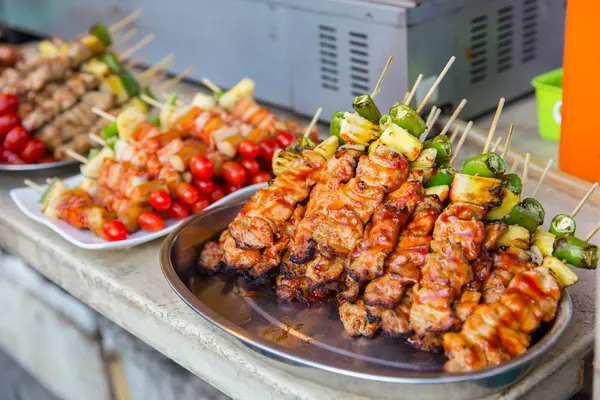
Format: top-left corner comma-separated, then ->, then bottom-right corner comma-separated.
10,175 -> 266,250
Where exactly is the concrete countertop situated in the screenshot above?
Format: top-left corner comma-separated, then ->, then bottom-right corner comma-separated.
0,91 -> 597,399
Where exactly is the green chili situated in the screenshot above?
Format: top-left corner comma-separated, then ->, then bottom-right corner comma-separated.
89,24 -> 112,47
39,178 -> 57,204
119,71 -> 140,97
329,111 -> 346,144
553,235 -> 599,269
501,173 -> 523,195
503,205 -> 541,233
88,149 -> 99,160
461,153 -> 506,177
105,136 -> 118,150
549,214 -> 576,237
388,104 -> 427,137
423,134 -> 452,164
379,114 -> 392,131
166,93 -> 178,106
353,94 -> 381,123
521,198 -> 545,224
100,122 -> 118,140
149,116 -> 161,127
425,164 -> 457,188
103,52 -> 123,73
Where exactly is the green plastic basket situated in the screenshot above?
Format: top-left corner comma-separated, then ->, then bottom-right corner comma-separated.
531,68 -> 563,142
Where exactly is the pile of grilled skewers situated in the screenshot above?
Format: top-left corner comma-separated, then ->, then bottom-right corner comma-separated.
198,62 -> 599,373
29,74 -> 317,241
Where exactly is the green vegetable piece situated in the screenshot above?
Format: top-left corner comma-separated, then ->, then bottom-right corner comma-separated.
214,91 -> 225,101
352,94 -> 381,123
140,86 -> 155,101
105,136 -> 118,150
101,122 -> 118,140
503,205 -> 541,233
329,111 -> 346,144
388,104 -> 427,137
88,149 -> 100,160
166,93 -> 178,106
521,198 -> 545,224
501,173 -> 523,195
461,153 -> 507,177
379,114 -> 392,131
89,24 -> 112,47
553,235 -> 599,269
289,137 -> 316,153
149,116 -> 161,127
425,164 -> 457,188
103,52 -> 123,74
423,134 -> 452,164
39,178 -> 57,204
119,71 -> 140,97
549,213 -> 577,237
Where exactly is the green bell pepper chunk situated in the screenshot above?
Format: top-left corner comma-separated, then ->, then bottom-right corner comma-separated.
423,134 -> 452,164
39,178 -> 58,204
425,164 -> 457,188
549,214 -> 576,237
379,114 -> 392,131
88,149 -> 100,160
214,91 -> 225,101
388,104 -> 427,138
501,173 -> 523,196
503,205 -> 541,233
119,71 -> 140,97
105,136 -> 118,150
166,93 -> 178,106
149,116 -> 161,127
89,24 -> 112,47
329,111 -> 346,144
352,94 -> 381,123
101,122 -> 118,140
103,52 -> 123,74
461,153 -> 506,177
521,198 -> 545,224
553,235 -> 599,269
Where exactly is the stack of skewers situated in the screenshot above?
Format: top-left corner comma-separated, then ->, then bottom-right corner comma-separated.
197,56 -> 600,373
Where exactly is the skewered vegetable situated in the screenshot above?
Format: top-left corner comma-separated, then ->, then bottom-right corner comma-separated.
532,229 -> 556,257
496,225 -> 530,249
485,189 -> 520,220
89,24 -> 112,47
423,134 -> 452,164
339,112 -> 381,146
553,235 -> 599,269
521,198 -> 545,223
461,153 -> 506,177
549,213 -> 576,237
425,164 -> 457,188
379,123 -> 422,162
500,173 -> 523,195
449,174 -> 502,206
503,205 -> 541,233
388,104 -> 427,137
352,95 -> 381,122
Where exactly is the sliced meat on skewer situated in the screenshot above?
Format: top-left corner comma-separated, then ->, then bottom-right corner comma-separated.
482,246 -> 537,304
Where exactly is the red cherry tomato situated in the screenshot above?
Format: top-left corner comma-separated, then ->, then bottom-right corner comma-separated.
38,154 -> 56,164
208,186 -> 225,204
239,158 -> 260,177
175,182 -> 199,205
138,211 -> 165,232
0,93 -> 19,116
276,131 -> 294,148
224,182 -> 243,194
19,138 -> 46,163
4,125 -> 30,152
149,190 -> 172,211
259,139 -> 279,161
238,140 -> 260,159
189,154 -> 214,179
0,114 -> 21,140
193,178 -> 217,195
2,149 -> 24,165
189,195 -> 210,213
103,220 -> 129,241
166,200 -> 190,220
222,161 -> 247,185
0,144 -> 3,161
251,171 -> 272,184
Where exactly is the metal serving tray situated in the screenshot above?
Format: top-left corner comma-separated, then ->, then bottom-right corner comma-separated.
160,187 -> 573,399
0,159 -> 78,172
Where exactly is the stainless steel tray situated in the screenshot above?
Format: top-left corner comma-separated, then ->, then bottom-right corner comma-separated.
0,159 -> 78,171
160,188 -> 573,396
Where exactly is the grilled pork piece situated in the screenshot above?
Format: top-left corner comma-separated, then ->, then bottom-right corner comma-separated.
339,300 -> 380,338
482,247 -> 536,304
443,266 -> 562,372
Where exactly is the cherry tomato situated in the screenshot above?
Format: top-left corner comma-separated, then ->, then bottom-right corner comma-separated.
19,138 -> 46,163
167,200 -> 190,220
224,182 -> 243,194
238,140 -> 260,159
0,144 -> 3,161
4,125 -> 30,152
240,158 -> 260,177
259,139 -> 279,161
222,161 -> 247,185
193,178 -> 217,195
276,131 -> 294,148
189,154 -> 214,179
138,211 -> 165,232
38,155 -> 56,164
103,220 -> 129,241
175,182 -> 199,205
0,93 -> 19,115
208,186 -> 225,204
251,171 -> 271,184
189,195 -> 210,213
2,149 -> 24,164
149,190 -> 172,211
0,113 -> 21,140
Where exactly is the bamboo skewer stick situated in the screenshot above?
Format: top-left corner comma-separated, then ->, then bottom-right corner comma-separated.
521,153 -> 531,196
136,53 -> 175,82
371,56 -> 393,99
439,99 -> 467,137
201,78 -> 222,94
119,33 -> 155,60
585,222 -> 600,242
109,9 -> 142,34
449,125 -> 461,143
482,98 -> 505,153
24,179 -> 43,193
421,107 -> 441,142
491,136 -> 503,153
571,182 -> 599,218
531,159 -> 554,198
509,158 -> 519,174
89,133 -> 106,146
450,121 -> 473,164
401,91 -> 410,105
303,108 -> 323,138
501,124 -> 515,160
426,106 -> 437,126
92,107 -> 116,122
117,27 -> 138,45
65,149 -> 88,164
124,54 -> 146,70
416,56 -> 456,113
404,74 -> 423,106
156,66 -> 194,93
140,95 -> 168,110
160,93 -> 185,106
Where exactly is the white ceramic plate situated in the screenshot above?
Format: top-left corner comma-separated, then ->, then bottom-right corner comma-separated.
10,175 -> 266,250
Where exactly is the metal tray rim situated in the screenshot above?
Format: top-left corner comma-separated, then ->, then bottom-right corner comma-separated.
0,159 -> 78,171
160,200 -> 573,384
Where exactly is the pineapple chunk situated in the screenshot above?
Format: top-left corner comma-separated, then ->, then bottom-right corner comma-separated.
78,177 -> 98,195
410,148 -> 437,169
486,189 -> 521,220
192,93 -> 216,110
81,35 -> 105,53
102,75 -> 129,104
497,225 -> 531,249
218,78 -> 255,111
542,256 -> 578,287
340,112 -> 381,146
313,136 -> 340,160
532,229 -> 556,257
449,173 -> 503,206
41,180 -> 69,218
425,185 -> 449,202
39,40 -> 59,57
82,58 -> 110,77
379,124 -> 423,161
80,147 -> 114,179
128,97 -> 149,114
272,149 -> 301,176
116,107 -> 147,142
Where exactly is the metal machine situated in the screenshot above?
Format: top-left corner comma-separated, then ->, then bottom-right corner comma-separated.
1,0 -> 565,119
